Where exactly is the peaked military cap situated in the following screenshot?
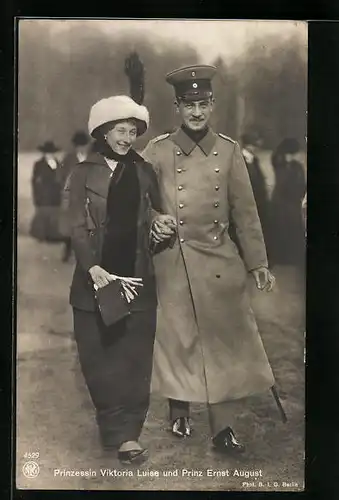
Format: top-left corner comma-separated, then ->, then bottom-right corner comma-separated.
166,64 -> 217,101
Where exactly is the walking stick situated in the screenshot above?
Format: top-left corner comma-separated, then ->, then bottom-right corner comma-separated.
271,385 -> 288,423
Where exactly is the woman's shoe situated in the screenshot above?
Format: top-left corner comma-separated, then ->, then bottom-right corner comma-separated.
171,417 -> 192,438
118,447 -> 148,465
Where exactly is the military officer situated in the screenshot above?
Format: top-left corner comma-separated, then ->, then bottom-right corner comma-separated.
142,65 -> 276,454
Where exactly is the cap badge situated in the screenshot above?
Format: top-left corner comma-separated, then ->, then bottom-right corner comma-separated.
192,82 -> 198,88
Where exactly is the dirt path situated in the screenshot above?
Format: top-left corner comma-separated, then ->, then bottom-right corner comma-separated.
16,233 -> 305,491
16,151 -> 305,491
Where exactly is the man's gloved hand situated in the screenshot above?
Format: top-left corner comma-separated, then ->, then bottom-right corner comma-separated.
251,266 -> 276,291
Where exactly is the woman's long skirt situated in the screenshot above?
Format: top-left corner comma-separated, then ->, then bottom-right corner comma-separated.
73,307 -> 156,449
30,206 -> 63,242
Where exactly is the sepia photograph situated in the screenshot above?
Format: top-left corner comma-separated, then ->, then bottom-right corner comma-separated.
16,18 -> 307,491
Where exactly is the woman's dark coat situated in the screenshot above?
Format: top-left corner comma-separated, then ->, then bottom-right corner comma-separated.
68,151 -> 162,311
30,157 -> 63,241
31,157 -> 62,207
269,159 -> 306,265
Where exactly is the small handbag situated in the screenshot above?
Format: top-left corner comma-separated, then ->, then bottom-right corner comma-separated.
94,279 -> 131,327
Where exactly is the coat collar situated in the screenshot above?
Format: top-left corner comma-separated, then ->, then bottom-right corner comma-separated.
171,126 -> 217,156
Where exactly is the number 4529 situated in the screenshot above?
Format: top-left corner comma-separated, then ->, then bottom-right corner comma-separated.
24,452 -> 39,459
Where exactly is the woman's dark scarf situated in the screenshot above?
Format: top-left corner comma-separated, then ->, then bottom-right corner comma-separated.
98,140 -> 141,278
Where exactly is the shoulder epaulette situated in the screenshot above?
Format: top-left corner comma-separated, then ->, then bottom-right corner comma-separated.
152,133 -> 170,144
218,133 -> 236,144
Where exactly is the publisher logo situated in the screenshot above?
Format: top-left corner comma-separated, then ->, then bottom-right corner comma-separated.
22,461 -> 40,479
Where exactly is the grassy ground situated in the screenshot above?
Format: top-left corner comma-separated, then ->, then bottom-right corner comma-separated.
16,152 -> 305,491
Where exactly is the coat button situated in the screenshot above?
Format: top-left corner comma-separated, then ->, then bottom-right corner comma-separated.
176,151 -> 181,156
179,220 -> 184,225
215,168 -> 220,173
215,185 -> 220,191
178,185 -> 183,191
179,203 -> 184,209
214,201 -> 219,208
213,151 -> 218,156
213,236 -> 218,240
214,219 -> 219,224
180,238 -> 185,243
177,168 -> 183,173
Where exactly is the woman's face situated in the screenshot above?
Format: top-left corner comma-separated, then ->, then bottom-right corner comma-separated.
105,120 -> 138,155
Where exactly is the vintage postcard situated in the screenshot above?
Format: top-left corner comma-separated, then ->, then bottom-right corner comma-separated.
16,18 -> 307,491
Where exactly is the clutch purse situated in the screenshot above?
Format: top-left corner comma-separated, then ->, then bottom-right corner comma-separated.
94,280 -> 130,327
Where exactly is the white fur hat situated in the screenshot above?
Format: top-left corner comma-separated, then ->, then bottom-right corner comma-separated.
88,95 -> 150,137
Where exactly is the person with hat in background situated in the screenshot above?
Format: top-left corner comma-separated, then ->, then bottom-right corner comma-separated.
30,140 -> 63,242
269,138 -> 306,267
68,94 -> 170,464
231,131 -> 271,263
57,130 -> 92,262
142,64 -> 278,455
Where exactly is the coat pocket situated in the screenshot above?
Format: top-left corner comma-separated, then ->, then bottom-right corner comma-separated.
84,197 -> 95,230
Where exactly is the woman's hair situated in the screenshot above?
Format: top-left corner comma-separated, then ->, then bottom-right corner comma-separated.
92,118 -> 146,141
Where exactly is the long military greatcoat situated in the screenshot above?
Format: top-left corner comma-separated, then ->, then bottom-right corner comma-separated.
142,127 -> 275,404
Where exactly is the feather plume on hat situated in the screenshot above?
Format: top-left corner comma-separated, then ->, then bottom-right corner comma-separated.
124,52 -> 145,105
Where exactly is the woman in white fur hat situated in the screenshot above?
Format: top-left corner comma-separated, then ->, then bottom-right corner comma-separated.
68,95 -> 173,464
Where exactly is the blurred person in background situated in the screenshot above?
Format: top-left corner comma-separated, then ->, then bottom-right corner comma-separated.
57,131 -> 91,262
240,132 -> 269,231
68,95 -> 170,465
143,65 -> 277,455
229,131 -> 270,263
30,140 -> 63,243
269,138 -> 306,267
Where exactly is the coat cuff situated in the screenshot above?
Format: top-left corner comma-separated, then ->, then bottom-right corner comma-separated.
246,257 -> 269,272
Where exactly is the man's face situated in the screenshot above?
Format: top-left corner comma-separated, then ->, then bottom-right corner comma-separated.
286,151 -> 303,164
244,143 -> 256,154
75,144 -> 90,156
177,98 -> 214,131
105,120 -> 137,155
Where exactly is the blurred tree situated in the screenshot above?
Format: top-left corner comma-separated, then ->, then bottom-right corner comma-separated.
236,33 -> 307,149
211,56 -> 239,139
18,23 -> 306,153
18,23 -> 199,151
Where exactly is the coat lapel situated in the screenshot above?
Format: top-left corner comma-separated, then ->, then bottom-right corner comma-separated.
84,153 -> 114,199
